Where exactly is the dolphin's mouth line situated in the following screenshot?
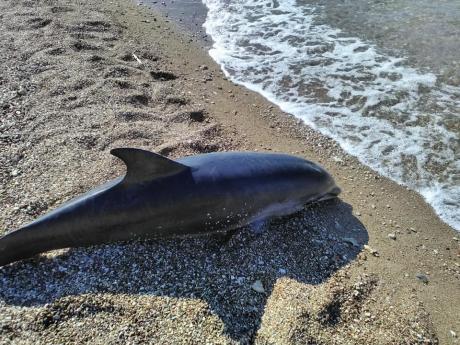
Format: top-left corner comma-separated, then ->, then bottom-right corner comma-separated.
315,193 -> 338,202
311,186 -> 342,203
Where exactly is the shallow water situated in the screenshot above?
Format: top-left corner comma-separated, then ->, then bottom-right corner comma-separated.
307,0 -> 460,86
202,0 -> 460,231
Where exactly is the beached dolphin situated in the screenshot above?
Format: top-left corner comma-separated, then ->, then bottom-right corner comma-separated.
0,149 -> 340,266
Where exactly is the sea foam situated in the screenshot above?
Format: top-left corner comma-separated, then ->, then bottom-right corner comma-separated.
202,0 -> 460,230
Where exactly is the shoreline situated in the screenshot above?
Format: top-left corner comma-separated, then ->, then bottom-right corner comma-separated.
0,0 -> 458,343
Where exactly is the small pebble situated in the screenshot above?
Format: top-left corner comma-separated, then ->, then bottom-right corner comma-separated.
388,233 -> 396,240
364,245 -> 379,257
251,280 -> 265,293
416,273 -> 429,284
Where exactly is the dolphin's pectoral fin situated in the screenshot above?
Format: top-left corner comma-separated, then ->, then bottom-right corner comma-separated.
111,148 -> 190,184
250,219 -> 270,234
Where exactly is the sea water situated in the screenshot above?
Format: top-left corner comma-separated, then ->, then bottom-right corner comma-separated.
202,0 -> 460,231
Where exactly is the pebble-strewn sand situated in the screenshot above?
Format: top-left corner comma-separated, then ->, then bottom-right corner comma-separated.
0,0 -> 458,344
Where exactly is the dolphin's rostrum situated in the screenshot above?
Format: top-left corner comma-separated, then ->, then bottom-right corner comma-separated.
0,149 -> 341,266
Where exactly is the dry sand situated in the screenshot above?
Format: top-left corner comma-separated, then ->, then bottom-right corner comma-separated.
0,0 -> 458,344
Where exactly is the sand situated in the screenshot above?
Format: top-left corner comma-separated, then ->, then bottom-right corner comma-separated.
0,0 -> 458,344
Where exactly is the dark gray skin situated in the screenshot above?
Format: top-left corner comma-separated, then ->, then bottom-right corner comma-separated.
0,148 -> 340,266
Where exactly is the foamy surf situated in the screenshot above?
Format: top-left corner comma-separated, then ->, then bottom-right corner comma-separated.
202,0 -> 460,230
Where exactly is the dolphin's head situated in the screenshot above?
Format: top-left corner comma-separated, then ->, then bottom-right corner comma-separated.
292,157 -> 341,203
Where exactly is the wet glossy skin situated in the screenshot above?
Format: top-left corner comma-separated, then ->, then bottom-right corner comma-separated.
0,151 -> 340,266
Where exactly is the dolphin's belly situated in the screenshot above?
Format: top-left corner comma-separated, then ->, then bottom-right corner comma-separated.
119,194 -> 253,238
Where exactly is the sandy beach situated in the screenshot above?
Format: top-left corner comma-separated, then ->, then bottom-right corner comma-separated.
0,0 -> 458,344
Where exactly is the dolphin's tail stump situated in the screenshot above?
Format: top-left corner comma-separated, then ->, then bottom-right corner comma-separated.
0,224 -> 63,267
0,229 -> 29,266
0,228 -> 39,266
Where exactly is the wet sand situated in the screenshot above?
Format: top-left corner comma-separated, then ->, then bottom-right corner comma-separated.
0,0 -> 458,344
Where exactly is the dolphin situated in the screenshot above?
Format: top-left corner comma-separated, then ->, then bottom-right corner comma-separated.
0,148 -> 340,266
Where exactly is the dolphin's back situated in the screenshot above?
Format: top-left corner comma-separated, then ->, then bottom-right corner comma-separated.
178,151 -> 328,181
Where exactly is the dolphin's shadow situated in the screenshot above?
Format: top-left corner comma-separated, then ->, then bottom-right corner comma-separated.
0,200 -> 368,341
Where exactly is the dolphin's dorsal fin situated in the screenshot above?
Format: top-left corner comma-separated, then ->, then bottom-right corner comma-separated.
110,148 -> 189,185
